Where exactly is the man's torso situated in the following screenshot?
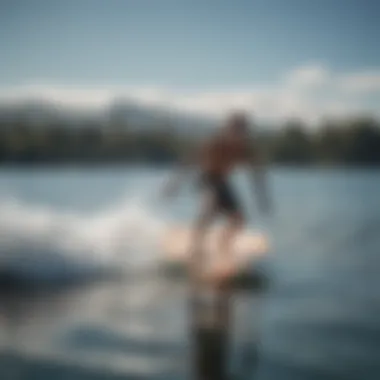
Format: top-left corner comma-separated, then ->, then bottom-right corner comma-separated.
199,135 -> 250,176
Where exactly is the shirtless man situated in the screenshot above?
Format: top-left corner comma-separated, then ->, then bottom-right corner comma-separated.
162,112 -> 271,283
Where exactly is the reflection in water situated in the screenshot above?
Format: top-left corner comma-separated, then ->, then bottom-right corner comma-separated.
0,276 -> 192,378
0,274 -> 263,379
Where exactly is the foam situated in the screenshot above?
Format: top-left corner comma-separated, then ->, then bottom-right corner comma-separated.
0,194 -> 167,282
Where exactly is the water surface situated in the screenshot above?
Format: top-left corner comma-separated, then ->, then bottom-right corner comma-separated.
0,167 -> 379,380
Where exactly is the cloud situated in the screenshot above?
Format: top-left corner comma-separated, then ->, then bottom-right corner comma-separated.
284,64 -> 330,89
339,70 -> 380,93
0,64 -> 379,124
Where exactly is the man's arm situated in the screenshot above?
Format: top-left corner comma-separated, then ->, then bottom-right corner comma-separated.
161,146 -> 199,198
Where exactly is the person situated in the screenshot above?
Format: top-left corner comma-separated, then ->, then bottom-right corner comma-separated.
162,111 -> 272,284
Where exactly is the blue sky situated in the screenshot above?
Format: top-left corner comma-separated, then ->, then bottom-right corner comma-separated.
1,0 -> 379,121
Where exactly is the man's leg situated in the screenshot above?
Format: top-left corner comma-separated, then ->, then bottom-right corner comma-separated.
219,212 -> 244,256
214,212 -> 244,282
190,190 -> 217,282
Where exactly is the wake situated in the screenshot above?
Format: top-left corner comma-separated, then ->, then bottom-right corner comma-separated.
0,194 -> 167,283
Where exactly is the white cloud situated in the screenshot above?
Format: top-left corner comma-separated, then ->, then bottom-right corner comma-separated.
0,64 -> 379,124
284,64 -> 330,89
339,70 -> 380,93
0,84 -> 116,110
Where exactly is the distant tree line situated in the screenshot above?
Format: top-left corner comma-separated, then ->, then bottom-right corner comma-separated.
0,116 -> 380,166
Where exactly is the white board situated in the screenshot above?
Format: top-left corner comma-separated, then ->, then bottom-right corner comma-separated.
160,225 -> 269,282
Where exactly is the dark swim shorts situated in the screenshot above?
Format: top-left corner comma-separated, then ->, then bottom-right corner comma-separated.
199,173 -> 240,214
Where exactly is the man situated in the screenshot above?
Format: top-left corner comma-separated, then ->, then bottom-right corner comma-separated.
162,112 -> 271,283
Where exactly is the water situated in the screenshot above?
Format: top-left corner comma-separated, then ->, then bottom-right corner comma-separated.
0,167 -> 379,380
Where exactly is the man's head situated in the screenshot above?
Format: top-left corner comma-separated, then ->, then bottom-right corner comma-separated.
224,111 -> 250,139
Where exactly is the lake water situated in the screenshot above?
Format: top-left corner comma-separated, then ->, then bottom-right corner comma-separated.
0,167 -> 379,380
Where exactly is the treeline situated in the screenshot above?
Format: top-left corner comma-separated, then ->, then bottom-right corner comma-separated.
265,117 -> 380,166
0,116 -> 380,166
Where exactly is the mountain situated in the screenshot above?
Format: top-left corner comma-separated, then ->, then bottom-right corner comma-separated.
107,98 -> 218,135
0,100 -> 106,128
0,97 -> 219,136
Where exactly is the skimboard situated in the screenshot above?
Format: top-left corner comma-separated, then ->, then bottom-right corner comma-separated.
160,225 -> 270,286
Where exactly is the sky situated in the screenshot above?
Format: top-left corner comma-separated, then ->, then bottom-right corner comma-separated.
1,0 -> 380,123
